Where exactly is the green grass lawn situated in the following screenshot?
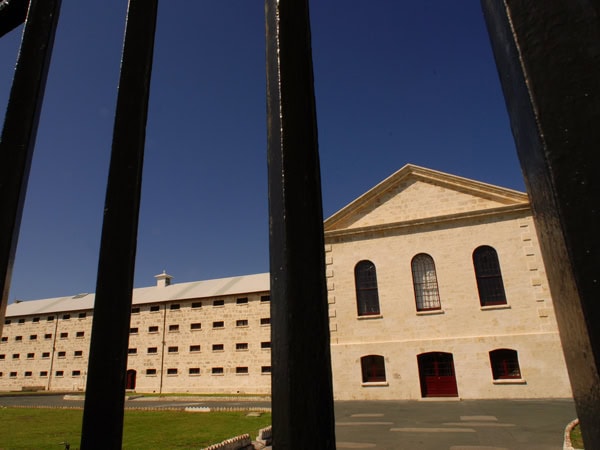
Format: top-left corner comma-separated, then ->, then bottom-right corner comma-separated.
570,423 -> 584,449
0,408 -> 271,449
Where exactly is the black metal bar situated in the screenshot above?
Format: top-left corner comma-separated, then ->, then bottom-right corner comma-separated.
265,0 -> 336,447
0,0 -> 29,38
0,0 -> 61,335
80,0 -> 157,447
481,1 -> 600,448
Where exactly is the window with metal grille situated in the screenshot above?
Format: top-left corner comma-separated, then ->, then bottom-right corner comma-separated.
236,319 -> 248,327
167,346 -> 178,353
261,366 -> 271,374
236,297 -> 248,304
189,345 -> 200,352
473,246 -> 507,306
147,347 -> 157,354
76,331 -> 85,338
355,260 -> 381,316
74,350 -> 83,357
168,324 -> 179,332
212,367 -> 224,375
190,323 -> 201,330
150,305 -> 159,312
189,367 -> 200,375
489,349 -> 522,379
212,344 -> 224,351
191,302 -> 202,309
72,370 -> 81,377
411,253 -> 441,311
170,304 -> 180,310
167,368 -> 178,375
236,343 -> 248,351
360,355 -> 386,383
236,367 -> 249,374
146,369 -> 157,376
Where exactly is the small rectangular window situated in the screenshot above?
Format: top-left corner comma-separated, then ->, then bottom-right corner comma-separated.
78,312 -> 86,319
147,347 -> 158,354
261,341 -> 271,349
44,333 -> 52,340
236,319 -> 248,327
170,304 -> 180,310
74,350 -> 83,357
190,323 -> 201,330
32,317 -> 40,323
150,305 -> 160,312
60,332 -> 68,339
18,318 -> 25,324
260,295 -> 270,302
191,302 -> 202,309
131,307 -> 140,314
148,326 -> 159,333
146,369 -> 157,375
12,354 -> 19,359
236,367 -> 249,374
15,335 -> 22,341
212,344 -> 224,352
260,318 -> 271,325
189,345 -> 201,352
72,370 -> 81,377
62,314 -> 70,320
236,343 -> 248,351
0,354 -> 4,359
47,316 -> 55,321
167,368 -> 178,375
26,353 -> 34,359
42,352 -> 50,358
168,324 -> 179,332
3,319 -> 10,325
129,327 -> 139,334
261,366 -> 272,374
1,337 -> 7,342
55,371 -> 64,377
40,371 -> 48,377
212,321 -> 224,329
24,371 -> 32,377
57,351 -> 66,358
128,348 -> 137,355
10,372 -> 17,377
29,335 -> 37,340
168,346 -> 178,353
236,297 -> 248,304
213,299 -> 224,307
212,367 -> 224,375
76,331 -> 85,338
189,367 -> 200,375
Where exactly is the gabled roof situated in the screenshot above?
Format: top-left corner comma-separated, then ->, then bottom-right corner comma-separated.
6,273 -> 270,317
324,164 -> 529,233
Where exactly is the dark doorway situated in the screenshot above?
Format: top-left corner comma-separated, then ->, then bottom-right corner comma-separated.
126,369 -> 136,390
418,352 -> 458,397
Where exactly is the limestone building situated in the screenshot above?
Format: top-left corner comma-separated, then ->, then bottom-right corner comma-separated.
0,165 -> 573,399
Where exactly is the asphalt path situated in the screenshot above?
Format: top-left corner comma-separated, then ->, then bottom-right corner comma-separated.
0,395 -> 577,449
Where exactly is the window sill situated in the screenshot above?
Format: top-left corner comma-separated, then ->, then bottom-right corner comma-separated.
416,309 -> 444,316
357,314 -> 383,320
493,378 -> 526,385
236,373 -> 249,376
480,304 -> 511,311
361,381 -> 389,387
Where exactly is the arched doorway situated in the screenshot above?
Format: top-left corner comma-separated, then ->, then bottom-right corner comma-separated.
417,352 -> 458,397
126,369 -> 136,390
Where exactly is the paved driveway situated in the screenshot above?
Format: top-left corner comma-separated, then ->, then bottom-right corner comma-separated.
333,399 -> 576,450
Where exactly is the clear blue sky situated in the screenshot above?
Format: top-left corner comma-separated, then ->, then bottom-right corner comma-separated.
0,2 -> 524,301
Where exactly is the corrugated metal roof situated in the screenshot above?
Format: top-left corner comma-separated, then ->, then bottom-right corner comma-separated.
5,273 -> 270,317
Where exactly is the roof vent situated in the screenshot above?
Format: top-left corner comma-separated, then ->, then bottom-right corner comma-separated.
154,271 -> 173,288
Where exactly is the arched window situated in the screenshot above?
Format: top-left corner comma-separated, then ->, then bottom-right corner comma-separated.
411,253 -> 441,311
473,246 -> 507,306
489,349 -> 522,379
360,355 -> 386,382
354,260 -> 380,316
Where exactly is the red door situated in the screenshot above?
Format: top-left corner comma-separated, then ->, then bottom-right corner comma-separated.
126,369 -> 136,390
418,352 -> 458,397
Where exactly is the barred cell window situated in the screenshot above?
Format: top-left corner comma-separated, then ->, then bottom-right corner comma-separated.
55,371 -> 64,377
260,295 -> 270,302
168,346 -> 178,353
213,300 -> 224,307
473,246 -> 507,306
146,369 -> 157,376
261,341 -> 271,349
236,319 -> 248,327
76,331 -> 85,338
147,347 -> 158,354
411,253 -> 441,311
150,305 -> 160,312
490,349 -> 522,379
72,370 -> 81,377
18,318 -> 25,324
58,351 -> 66,358
361,355 -> 386,383
44,333 -> 52,340
128,348 -> 137,355
27,353 -> 34,359
236,367 -> 249,374
0,354 -> 4,359
40,371 -> 48,377
148,326 -> 159,333
170,304 -> 180,310
78,312 -> 87,319
4,320 -> 10,325
60,332 -> 68,339
32,317 -> 40,323
191,302 -> 202,309
24,371 -> 32,377
189,368 -> 200,375
261,366 -> 271,374
355,260 -> 381,316
129,327 -> 138,334
189,345 -> 201,352
168,324 -> 179,332
12,354 -> 19,359
42,352 -> 50,358
213,321 -> 224,329
236,297 -> 248,305
190,323 -> 201,330
236,343 -> 248,351
212,367 -> 224,375
29,334 -> 37,340
1,337 -> 7,342
47,316 -> 55,321
15,336 -> 22,341
212,344 -> 224,352
74,350 -> 83,357
10,372 -> 17,377
131,307 -> 140,314
167,368 -> 178,375
62,314 -> 70,320
260,318 -> 270,325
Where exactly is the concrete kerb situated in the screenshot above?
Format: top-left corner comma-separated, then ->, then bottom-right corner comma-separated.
563,418 -> 580,450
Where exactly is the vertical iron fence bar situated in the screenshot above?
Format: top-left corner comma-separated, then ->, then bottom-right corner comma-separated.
265,0 -> 336,447
481,1 -> 600,447
80,0 -> 157,447
0,0 -> 61,336
0,0 -> 29,38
